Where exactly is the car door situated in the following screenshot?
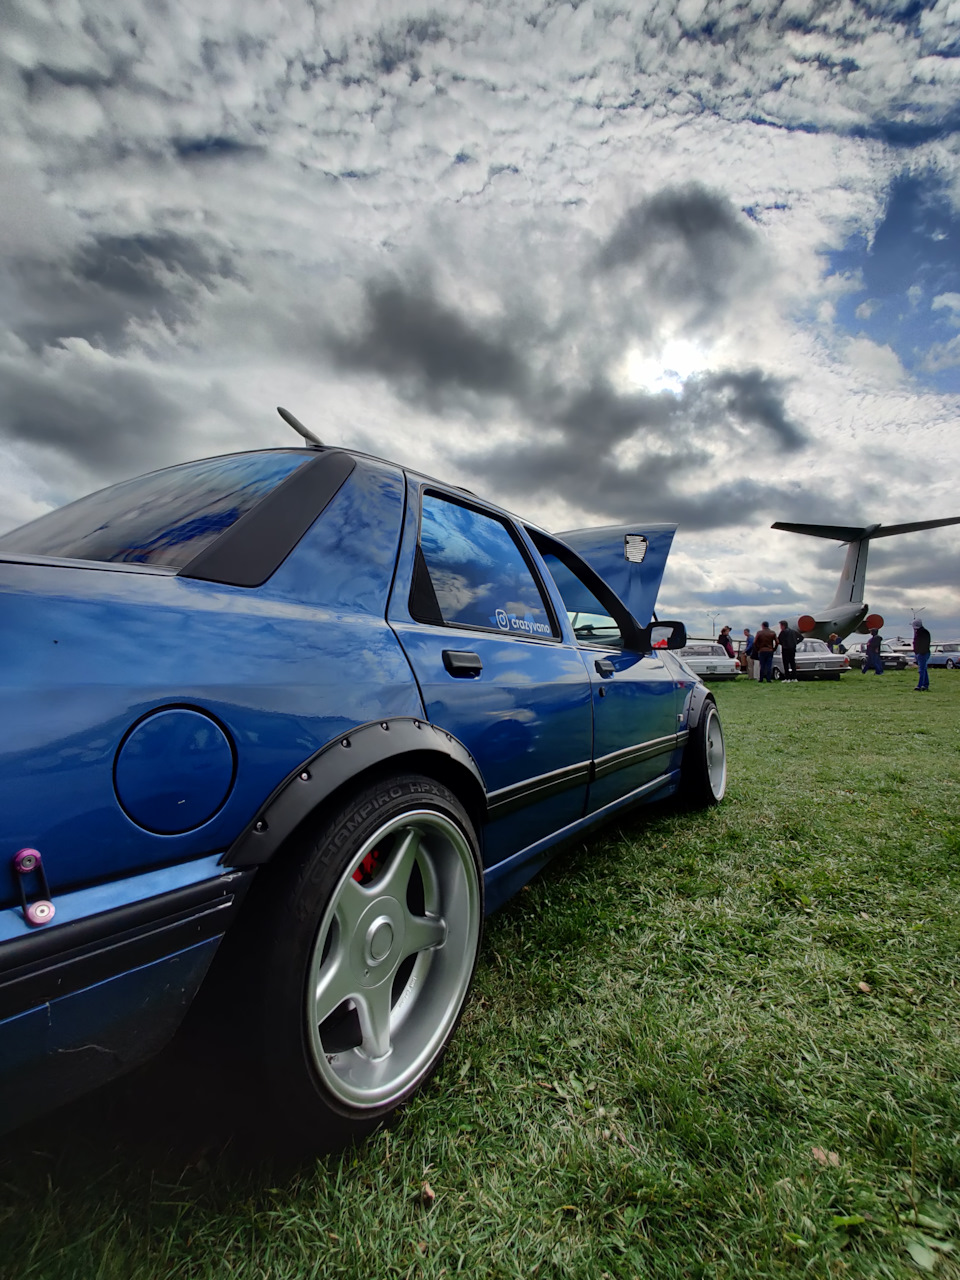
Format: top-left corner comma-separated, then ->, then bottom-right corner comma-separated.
528,534 -> 683,814
388,485 -> 594,866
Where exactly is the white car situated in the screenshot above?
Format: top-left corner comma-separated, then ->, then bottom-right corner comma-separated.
677,639 -> 739,681
772,638 -> 849,680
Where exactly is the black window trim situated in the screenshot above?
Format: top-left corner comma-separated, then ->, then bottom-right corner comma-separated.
179,449 -> 356,588
409,486 -> 562,641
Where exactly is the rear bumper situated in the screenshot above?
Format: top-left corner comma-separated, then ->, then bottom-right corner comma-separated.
0,864 -> 254,1134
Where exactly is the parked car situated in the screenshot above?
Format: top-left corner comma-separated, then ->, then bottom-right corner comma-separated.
772,638 -> 849,680
676,639 -> 739,680
0,437 -> 726,1150
845,640 -> 910,671
887,639 -> 918,664
929,642 -> 960,669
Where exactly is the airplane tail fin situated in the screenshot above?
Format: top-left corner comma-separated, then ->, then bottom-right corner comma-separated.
772,516 -> 960,613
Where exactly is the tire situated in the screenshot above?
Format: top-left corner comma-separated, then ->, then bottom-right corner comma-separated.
826,671 -> 841,681
680,700 -> 726,808
947,659 -> 956,670
772,667 -> 783,681
239,774 -> 483,1151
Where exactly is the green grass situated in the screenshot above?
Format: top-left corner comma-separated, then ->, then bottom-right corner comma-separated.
2,671 -> 959,1279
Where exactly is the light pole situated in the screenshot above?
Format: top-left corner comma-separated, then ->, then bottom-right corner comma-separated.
708,611 -> 720,638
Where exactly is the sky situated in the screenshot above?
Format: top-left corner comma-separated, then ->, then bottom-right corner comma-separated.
2,0 -> 959,641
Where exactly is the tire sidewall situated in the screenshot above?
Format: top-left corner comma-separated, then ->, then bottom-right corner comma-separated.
252,773 -> 483,1142
681,697 -> 726,808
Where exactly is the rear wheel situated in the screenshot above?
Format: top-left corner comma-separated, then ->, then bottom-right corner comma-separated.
772,667 -> 783,682
947,659 -> 956,670
241,774 -> 482,1150
679,701 -> 726,808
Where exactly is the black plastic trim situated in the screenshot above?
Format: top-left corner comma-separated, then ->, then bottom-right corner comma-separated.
486,760 -> 592,820
0,869 -> 254,1021
410,544 -> 444,625
442,650 -> 483,677
179,450 -> 356,587
225,718 -> 488,866
593,732 -> 686,780
685,684 -> 714,730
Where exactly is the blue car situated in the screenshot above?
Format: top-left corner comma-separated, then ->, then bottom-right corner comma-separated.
0,430 -> 726,1149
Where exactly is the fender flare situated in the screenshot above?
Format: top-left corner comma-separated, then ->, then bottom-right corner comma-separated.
224,717 -> 487,867
684,681 -> 716,731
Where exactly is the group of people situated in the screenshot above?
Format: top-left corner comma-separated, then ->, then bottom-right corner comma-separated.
713,618 -> 933,688
717,620 -> 803,683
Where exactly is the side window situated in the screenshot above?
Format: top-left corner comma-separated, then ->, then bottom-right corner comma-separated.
539,551 -> 624,649
414,494 -> 555,637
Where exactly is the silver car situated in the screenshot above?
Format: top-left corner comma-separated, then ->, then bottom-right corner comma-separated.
677,639 -> 740,680
772,638 -> 849,681
929,642 -> 960,669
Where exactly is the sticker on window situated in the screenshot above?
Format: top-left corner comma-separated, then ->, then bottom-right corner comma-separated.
493,611 -> 552,636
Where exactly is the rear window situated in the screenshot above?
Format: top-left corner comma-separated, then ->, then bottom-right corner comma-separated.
0,451 -> 312,569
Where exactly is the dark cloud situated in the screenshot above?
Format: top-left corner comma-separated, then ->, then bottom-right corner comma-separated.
870,538 -> 960,596
321,256 -> 807,528
698,370 -> 806,451
328,280 -> 528,397
0,353 -> 188,477
8,232 -> 237,352
596,185 -> 760,324
451,368 -> 807,525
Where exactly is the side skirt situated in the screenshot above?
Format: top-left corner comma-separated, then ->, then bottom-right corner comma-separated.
482,768 -> 679,914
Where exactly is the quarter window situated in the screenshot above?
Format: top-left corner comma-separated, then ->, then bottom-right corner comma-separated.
539,552 -> 624,648
415,495 -> 555,637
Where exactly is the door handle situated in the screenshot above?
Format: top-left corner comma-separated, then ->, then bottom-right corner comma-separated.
443,650 -> 483,677
595,658 -> 615,677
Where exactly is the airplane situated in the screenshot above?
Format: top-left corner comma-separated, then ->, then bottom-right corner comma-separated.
772,517 -> 960,643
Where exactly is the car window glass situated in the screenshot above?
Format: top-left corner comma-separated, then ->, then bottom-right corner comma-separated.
0,451 -> 312,568
418,495 -> 554,636
539,552 -> 624,648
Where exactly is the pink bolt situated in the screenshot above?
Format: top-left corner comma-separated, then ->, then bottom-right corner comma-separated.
25,900 -> 55,927
14,849 -> 42,874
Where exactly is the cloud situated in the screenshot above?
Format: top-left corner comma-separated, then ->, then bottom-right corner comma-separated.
0,0 -> 958,638
596,185 -> 762,329
327,278 -> 528,398
7,231 -> 237,354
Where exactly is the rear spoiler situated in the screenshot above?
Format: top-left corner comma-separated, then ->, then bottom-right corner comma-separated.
557,523 -> 677,627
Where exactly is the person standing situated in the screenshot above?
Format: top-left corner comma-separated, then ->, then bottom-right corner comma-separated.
863,627 -> 884,675
778,620 -> 802,681
741,627 -> 755,679
718,625 -> 735,659
913,618 -> 931,691
754,621 -> 778,683
827,632 -> 840,652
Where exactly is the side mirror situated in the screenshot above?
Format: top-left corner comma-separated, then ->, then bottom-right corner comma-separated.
640,621 -> 687,651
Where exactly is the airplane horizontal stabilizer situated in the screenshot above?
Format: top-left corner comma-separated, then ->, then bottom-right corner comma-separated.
866,516 -> 960,539
773,516 -> 960,542
771,521 -> 874,542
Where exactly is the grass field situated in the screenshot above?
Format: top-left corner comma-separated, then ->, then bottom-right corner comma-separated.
1,670 -> 959,1279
